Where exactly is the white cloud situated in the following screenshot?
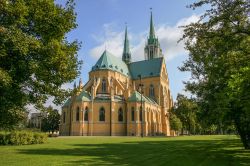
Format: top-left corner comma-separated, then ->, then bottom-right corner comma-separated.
90,14 -> 200,62
26,15 -> 200,115
176,14 -> 200,27
90,23 -> 124,58
157,25 -> 187,61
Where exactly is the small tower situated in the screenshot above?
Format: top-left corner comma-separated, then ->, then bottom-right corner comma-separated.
79,78 -> 83,89
144,10 -> 163,60
122,25 -> 131,64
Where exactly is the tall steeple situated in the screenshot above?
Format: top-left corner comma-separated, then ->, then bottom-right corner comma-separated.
144,9 -> 163,60
149,11 -> 155,39
122,25 -> 131,64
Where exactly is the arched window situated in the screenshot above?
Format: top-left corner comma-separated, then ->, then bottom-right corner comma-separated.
131,107 -> 135,121
102,78 -> 106,93
150,49 -> 153,59
149,84 -> 155,97
139,106 -> 142,121
76,107 -> 80,121
99,107 -> 105,121
118,108 -> 123,122
84,107 -> 88,121
63,112 -> 66,123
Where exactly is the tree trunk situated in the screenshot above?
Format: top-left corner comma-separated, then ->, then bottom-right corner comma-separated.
234,115 -> 250,149
238,129 -> 250,149
188,123 -> 191,135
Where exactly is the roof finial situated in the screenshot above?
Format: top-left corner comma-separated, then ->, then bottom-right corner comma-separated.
79,78 -> 82,89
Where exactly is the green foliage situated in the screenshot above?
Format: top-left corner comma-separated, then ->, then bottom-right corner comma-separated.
0,130 -> 47,145
172,94 -> 237,135
170,111 -> 182,132
173,94 -> 198,134
0,0 -> 81,129
9,131 -> 33,145
32,132 -> 47,144
41,106 -> 60,133
0,131 -> 10,145
180,0 -> 250,148
206,125 -> 217,135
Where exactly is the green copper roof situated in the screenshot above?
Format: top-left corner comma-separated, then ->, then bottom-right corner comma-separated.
128,91 -> 147,102
149,11 -> 155,39
147,11 -> 160,45
76,91 -> 91,102
144,95 -> 158,105
129,57 -> 163,79
147,37 -> 159,45
122,26 -> 131,64
128,91 -> 157,104
92,50 -> 130,76
62,98 -> 71,107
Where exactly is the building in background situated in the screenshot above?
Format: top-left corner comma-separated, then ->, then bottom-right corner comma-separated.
29,112 -> 47,129
60,12 -> 173,136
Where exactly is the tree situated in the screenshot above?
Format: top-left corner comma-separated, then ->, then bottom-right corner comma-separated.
170,111 -> 182,135
0,0 -> 81,129
173,94 -> 198,135
41,106 -> 60,133
180,0 -> 250,149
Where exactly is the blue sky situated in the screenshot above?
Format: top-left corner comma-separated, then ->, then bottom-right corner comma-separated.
49,0 -> 206,109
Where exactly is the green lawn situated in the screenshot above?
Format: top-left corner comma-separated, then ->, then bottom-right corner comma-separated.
0,135 -> 249,166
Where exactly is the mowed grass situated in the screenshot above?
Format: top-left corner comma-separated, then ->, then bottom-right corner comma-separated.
0,135 -> 249,166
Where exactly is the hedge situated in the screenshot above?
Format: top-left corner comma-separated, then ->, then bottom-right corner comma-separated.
0,131 -> 47,145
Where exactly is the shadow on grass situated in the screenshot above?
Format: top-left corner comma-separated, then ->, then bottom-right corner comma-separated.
17,138 -> 250,166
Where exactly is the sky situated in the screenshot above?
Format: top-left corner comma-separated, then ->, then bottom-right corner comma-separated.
43,0 -> 206,111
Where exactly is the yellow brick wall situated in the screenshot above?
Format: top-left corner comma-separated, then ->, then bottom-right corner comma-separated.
60,59 -> 172,136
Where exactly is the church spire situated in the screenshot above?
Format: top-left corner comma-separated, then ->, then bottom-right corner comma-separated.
122,25 -> 131,64
144,10 -> 163,60
149,10 -> 155,39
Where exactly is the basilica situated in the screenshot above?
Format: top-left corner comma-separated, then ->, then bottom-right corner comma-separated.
59,12 -> 173,136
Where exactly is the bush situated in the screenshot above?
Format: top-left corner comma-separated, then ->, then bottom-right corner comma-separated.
33,132 -> 47,144
0,132 -> 10,145
0,131 -> 47,145
10,131 -> 33,145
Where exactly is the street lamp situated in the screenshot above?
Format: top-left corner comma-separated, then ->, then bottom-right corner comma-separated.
110,77 -> 113,136
82,109 -> 84,136
138,74 -> 144,137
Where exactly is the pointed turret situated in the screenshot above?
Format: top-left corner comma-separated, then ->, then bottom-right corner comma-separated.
79,78 -> 83,89
122,25 -> 131,64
